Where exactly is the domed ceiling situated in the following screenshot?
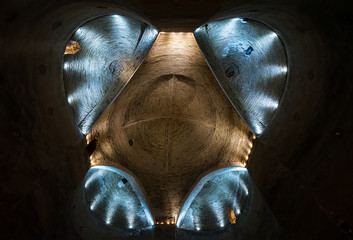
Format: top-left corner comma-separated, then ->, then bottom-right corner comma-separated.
87,32 -> 254,223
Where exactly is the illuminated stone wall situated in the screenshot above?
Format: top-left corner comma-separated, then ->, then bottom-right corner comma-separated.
194,18 -> 287,135
63,15 -> 158,134
88,32 -> 253,224
1,0 -> 353,239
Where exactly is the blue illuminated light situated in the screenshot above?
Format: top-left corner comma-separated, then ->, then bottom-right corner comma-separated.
67,95 -> 74,104
152,28 -> 159,35
118,180 -> 125,188
84,171 -> 100,189
193,17 -> 287,136
233,200 -> 240,215
220,19 -> 239,38
238,178 -> 249,196
245,46 -> 254,55
74,28 -> 84,38
89,195 -> 101,211
63,63 -> 69,70
254,32 -> 279,54
176,167 -> 250,231
113,14 -> 125,23
256,95 -> 279,110
63,15 -> 158,135
267,65 -> 288,75
83,166 -> 154,229
104,199 -> 119,226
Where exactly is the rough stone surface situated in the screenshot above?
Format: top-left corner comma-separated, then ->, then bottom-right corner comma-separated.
194,18 -> 287,135
89,32 -> 252,223
1,0 -> 353,239
63,14 -> 157,134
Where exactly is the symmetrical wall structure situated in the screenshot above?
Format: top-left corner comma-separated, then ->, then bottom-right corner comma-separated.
1,0 -> 353,239
87,32 -> 253,225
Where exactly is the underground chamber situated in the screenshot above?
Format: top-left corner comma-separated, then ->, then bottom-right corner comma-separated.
62,12 -> 289,240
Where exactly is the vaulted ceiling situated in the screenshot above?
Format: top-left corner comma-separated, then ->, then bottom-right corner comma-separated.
1,0 -> 353,239
88,32 -> 253,223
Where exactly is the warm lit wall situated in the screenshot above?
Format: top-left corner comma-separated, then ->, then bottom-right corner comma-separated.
1,0 -> 353,239
88,32 -> 253,223
0,1 -> 154,238
212,2 -> 353,239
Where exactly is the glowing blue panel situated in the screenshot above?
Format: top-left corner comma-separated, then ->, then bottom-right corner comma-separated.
63,15 -> 158,134
176,167 -> 251,231
83,166 -> 154,229
194,18 -> 287,135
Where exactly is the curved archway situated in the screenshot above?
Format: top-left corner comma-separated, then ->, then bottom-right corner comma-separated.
194,18 -> 288,136
63,14 -> 158,134
70,165 -> 154,240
